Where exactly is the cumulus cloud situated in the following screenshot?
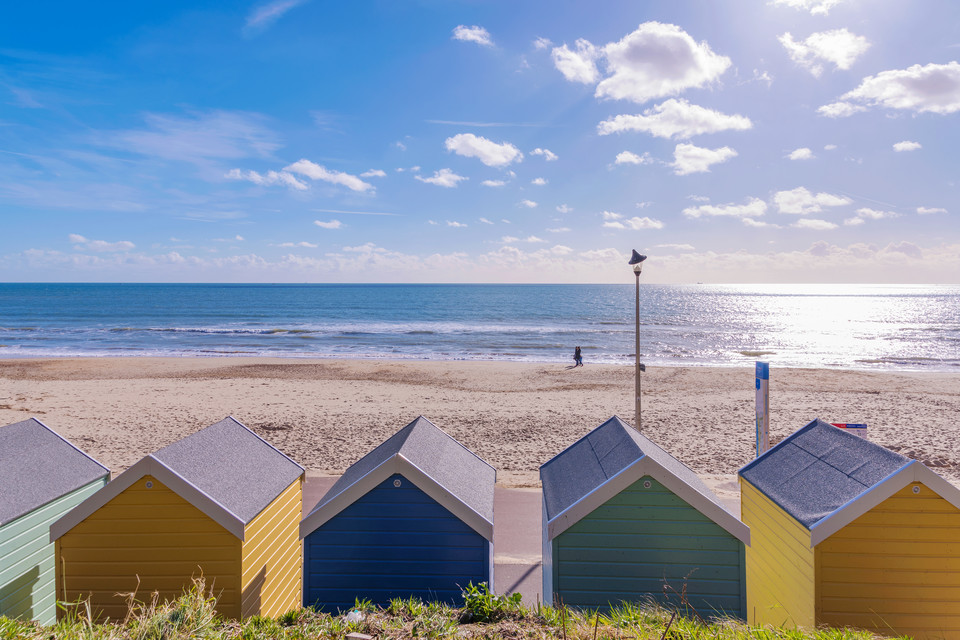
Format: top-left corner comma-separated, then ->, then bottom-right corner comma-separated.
788,148 -> 814,160
824,144 -> 838,150
820,61 -> 960,116
551,39 -> 600,83
225,168 -> 308,190
69,234 -> 136,252
557,204 -> 573,213
794,218 -> 838,230
893,140 -> 922,152
853,207 -> 899,220
284,159 -> 373,192
360,169 -> 387,177
603,216 -> 665,230
917,206 -> 947,214
602,211 -> 622,220
770,0 -> 846,15
447,221 -> 468,228
277,241 -> 318,248
671,143 -> 737,175
779,29 -> 870,77
773,187 -> 852,214
452,25 -> 494,47
445,133 -> 523,167
615,151 -> 653,165
533,37 -> 553,50
598,98 -> 752,139
683,198 -> 767,219
416,168 -> 468,188
530,147 -> 559,161
531,177 -> 548,186
314,219 -> 342,229
481,179 -> 506,187
519,199 -> 538,208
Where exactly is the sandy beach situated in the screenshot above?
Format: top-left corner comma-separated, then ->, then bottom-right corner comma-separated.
2,358 -> 958,498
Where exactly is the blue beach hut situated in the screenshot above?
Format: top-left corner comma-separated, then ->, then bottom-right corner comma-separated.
541,416 -> 750,618
300,416 -> 495,612
0,419 -> 109,624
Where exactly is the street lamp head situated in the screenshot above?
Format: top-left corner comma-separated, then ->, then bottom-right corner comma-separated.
628,250 -> 647,274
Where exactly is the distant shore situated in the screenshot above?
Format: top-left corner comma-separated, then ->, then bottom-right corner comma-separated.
2,358 -> 957,497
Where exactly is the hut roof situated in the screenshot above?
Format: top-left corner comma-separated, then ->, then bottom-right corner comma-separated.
51,417 -> 303,541
301,416 -> 496,540
0,418 -> 109,526
540,416 -> 748,543
739,418 -> 910,529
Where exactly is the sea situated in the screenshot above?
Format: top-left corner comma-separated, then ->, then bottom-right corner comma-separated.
1,283 -> 958,371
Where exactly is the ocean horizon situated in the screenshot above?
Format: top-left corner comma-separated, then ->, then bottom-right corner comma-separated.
1,282 -> 958,371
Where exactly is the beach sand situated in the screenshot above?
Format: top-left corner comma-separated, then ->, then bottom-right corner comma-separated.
2,358 -> 958,501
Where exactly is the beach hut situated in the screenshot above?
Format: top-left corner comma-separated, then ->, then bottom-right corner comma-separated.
739,418 -> 960,639
300,416 -> 495,612
0,419 -> 109,625
50,417 -> 304,621
541,416 -> 750,618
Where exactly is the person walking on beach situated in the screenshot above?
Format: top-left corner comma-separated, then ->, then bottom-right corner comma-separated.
574,346 -> 583,367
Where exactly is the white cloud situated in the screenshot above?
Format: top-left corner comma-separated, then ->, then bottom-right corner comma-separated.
683,198 -> 767,219
314,219 -> 342,229
530,147 -> 559,161
793,218 -> 838,230
447,221 -> 468,228
854,207 -> 899,220
452,25 -> 494,47
770,0 -> 846,15
773,187 -> 852,215
556,204 -> 572,213
687,195 -> 710,203
917,206 -> 947,214
893,140 -> 922,152
533,37 -> 553,50
445,133 -> 523,167
657,243 -> 695,251
602,211 -> 622,220
551,39 -> 600,84
69,234 -> 136,252
277,241 -> 318,248
595,22 -> 732,103
843,217 -> 865,227
479,217 -> 494,224
500,236 -> 519,243
615,151 -> 653,165
822,62 -> 960,116
520,199 -> 538,208
598,98 -> 752,139
524,236 -> 547,243
603,216 -> 665,230
360,169 -> 387,177
245,0 -> 308,30
824,144 -> 838,150
394,141 -> 407,151
788,148 -> 814,161
547,227 -> 571,233
481,179 -> 506,187
671,143 -> 737,175
225,168 -> 308,190
284,159 -> 373,192
531,177 -> 548,186
415,168 -> 468,188
779,29 -> 870,77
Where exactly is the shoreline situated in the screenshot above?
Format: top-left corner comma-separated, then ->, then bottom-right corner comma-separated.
2,357 -> 958,492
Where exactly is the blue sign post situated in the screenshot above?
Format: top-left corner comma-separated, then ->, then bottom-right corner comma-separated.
755,362 -> 770,457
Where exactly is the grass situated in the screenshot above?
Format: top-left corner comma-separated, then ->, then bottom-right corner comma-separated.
0,579 -> 902,640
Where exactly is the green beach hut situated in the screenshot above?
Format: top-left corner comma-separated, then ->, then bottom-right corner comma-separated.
541,416 -> 750,618
0,418 -> 109,624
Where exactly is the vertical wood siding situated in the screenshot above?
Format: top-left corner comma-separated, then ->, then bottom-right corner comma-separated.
240,478 -> 302,618
553,476 -> 746,618
816,482 -> 960,640
0,479 -> 105,625
57,475 -> 243,621
303,473 -> 490,613
740,479 -> 815,628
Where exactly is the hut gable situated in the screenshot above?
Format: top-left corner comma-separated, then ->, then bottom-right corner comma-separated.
541,416 -> 747,542
739,418 -> 910,529
301,416 -> 495,540
0,419 -> 109,527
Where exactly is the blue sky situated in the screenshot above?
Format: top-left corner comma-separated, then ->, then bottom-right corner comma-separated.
1,0 -> 958,283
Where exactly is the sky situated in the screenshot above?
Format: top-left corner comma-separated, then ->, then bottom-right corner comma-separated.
1,0 -> 958,284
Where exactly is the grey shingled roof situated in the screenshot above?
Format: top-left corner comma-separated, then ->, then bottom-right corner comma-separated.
310,416 -> 495,523
540,415 -> 731,522
739,418 -> 910,529
152,417 -> 303,524
0,418 -> 109,526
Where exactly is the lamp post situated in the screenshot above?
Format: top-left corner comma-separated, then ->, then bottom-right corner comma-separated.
628,250 -> 647,431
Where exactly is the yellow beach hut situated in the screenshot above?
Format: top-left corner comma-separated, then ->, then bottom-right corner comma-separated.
50,417 -> 304,621
739,418 -> 960,639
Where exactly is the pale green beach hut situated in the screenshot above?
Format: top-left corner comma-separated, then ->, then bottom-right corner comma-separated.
0,418 -> 109,624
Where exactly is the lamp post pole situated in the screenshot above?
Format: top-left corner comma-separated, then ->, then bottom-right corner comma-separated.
628,251 -> 647,431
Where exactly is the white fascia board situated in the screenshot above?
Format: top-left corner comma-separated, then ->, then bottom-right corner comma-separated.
810,461 -> 960,546
50,456 -> 246,542
541,497 -> 553,605
299,454 -> 494,541
546,457 -> 750,545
